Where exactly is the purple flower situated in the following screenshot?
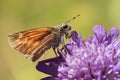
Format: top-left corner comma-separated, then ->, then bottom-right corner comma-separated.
36,25 -> 120,80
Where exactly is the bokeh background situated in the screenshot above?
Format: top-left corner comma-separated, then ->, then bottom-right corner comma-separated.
1,0 -> 120,80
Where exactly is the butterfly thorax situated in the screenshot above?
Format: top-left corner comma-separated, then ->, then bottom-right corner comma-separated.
51,24 -> 71,47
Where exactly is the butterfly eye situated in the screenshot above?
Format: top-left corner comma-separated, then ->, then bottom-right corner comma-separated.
63,25 -> 68,29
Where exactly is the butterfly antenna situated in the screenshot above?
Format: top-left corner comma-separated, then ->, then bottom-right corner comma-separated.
65,14 -> 80,23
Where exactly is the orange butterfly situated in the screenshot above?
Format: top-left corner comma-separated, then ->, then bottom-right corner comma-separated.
8,14 -> 80,62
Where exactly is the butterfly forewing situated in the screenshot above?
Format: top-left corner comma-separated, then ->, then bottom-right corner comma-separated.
8,27 -> 55,59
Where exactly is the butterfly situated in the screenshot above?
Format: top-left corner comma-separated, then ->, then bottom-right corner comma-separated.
8,14 -> 80,62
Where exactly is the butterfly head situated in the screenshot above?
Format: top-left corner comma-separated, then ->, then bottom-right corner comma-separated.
55,24 -> 71,38
59,24 -> 71,32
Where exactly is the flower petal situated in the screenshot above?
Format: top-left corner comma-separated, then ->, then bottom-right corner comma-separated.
107,27 -> 119,44
41,76 -> 59,80
86,35 -> 93,43
109,27 -> 119,39
65,43 -> 73,55
36,57 -> 61,76
113,61 -> 120,72
93,25 -> 106,43
70,30 -> 80,46
113,39 -> 120,49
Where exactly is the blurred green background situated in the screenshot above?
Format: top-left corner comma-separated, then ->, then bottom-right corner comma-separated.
0,0 -> 120,80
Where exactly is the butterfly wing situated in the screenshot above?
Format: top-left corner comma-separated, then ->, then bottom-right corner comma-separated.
31,33 -> 58,61
8,27 -> 56,60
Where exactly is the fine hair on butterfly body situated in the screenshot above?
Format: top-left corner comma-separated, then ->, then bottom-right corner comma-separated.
8,14 -> 80,62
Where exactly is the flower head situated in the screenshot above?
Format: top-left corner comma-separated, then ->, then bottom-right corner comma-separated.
36,25 -> 120,80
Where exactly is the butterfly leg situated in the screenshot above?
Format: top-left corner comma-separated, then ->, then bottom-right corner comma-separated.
61,36 -> 68,54
52,47 -> 58,57
61,36 -> 65,48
